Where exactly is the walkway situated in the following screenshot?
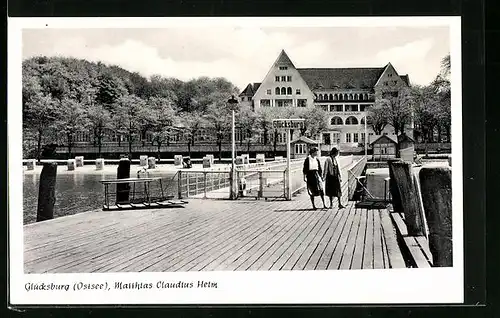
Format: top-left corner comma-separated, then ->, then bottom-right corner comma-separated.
24,189 -> 405,273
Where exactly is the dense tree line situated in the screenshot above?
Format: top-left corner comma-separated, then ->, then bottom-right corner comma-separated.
22,56 -> 328,160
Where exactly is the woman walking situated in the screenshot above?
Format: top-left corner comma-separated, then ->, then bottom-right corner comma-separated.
323,147 -> 345,209
303,147 -> 327,210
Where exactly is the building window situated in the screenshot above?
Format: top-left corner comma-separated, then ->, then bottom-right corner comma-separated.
339,94 -> 344,101
287,87 -> 292,95
275,76 -> 280,82
334,94 -> 338,100
295,143 -> 306,154
281,76 -> 286,82
351,104 -> 358,111
279,66 -> 288,70
346,116 -> 359,125
360,105 -> 365,112
332,132 -> 340,144
297,99 -> 307,107
388,73 -> 393,77
331,116 -> 343,125
296,88 -> 301,95
260,99 -> 271,107
349,94 -> 353,100
318,94 -> 323,101
276,99 -> 293,107
361,133 -> 366,143
345,105 -> 351,111
353,133 -> 359,143
354,94 -> 358,100
360,117 -> 365,125
266,89 -> 271,95
324,94 -> 328,100
287,76 -> 292,82
281,87 -> 286,95
275,87 -> 280,95
335,105 -> 343,112
329,94 -> 333,100
346,133 -> 351,143
246,97 -> 251,101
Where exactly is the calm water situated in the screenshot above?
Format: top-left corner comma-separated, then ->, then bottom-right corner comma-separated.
23,169 -> 178,225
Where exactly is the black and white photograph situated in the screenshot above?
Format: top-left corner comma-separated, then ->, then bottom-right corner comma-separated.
9,17 -> 463,304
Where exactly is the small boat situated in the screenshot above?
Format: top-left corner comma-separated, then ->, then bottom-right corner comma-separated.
99,177 -> 188,211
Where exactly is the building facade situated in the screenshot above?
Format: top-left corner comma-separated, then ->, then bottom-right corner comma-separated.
239,50 -> 413,149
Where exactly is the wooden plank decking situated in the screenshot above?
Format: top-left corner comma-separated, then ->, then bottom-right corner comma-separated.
24,191 -> 406,273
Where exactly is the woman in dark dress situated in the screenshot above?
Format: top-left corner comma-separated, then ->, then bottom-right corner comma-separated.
303,147 -> 326,210
323,147 -> 345,209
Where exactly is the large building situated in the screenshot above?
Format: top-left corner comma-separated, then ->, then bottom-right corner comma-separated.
239,50 -> 412,149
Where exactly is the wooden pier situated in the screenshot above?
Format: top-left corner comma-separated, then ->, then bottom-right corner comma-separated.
24,189 -> 406,273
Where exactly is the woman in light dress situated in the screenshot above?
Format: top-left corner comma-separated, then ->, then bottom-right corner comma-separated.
302,147 -> 327,210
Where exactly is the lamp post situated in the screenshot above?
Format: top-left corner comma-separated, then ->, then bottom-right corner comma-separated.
227,95 -> 239,199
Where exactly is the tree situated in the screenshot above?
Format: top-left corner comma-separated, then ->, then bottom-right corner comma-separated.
297,107 -> 328,139
113,94 -> 146,155
87,101 -> 111,157
148,97 -> 178,160
375,84 -> 414,155
236,105 -> 259,152
178,111 -> 208,157
366,104 -> 388,135
206,100 -> 232,160
55,98 -> 89,158
23,75 -> 59,161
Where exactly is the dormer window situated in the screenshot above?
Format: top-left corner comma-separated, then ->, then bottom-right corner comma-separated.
275,76 -> 280,82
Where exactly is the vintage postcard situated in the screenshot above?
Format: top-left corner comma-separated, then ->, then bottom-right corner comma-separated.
9,16 -> 462,305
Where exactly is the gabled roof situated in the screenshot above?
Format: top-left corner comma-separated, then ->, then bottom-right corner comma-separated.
297,67 -> 385,90
369,134 -> 398,145
274,49 -> 295,68
291,135 -> 319,144
239,82 -> 262,97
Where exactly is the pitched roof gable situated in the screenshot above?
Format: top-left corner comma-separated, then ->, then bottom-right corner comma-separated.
400,75 -> 410,86
297,67 -> 385,90
369,134 -> 398,145
274,49 -> 295,68
291,135 -> 319,144
239,82 -> 262,97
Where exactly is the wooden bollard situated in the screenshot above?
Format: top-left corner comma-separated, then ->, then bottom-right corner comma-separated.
203,156 -> 211,168
67,159 -> 76,171
174,155 -> 183,166
37,163 -> 57,222
116,158 -> 131,204
26,159 -> 36,170
75,156 -> 84,167
387,159 -> 403,212
140,155 -> 148,167
95,158 -> 105,170
419,167 -> 453,267
256,154 -> 265,164
148,157 -> 156,169
390,161 -> 427,236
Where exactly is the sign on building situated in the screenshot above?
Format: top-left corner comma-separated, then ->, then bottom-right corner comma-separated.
272,118 -> 305,130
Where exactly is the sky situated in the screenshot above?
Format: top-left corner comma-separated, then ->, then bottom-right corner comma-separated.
22,26 -> 450,91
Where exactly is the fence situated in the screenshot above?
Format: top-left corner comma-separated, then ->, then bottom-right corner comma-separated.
177,170 -> 231,199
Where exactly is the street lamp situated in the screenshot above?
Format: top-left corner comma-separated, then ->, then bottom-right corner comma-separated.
227,95 -> 239,200
364,114 -> 367,157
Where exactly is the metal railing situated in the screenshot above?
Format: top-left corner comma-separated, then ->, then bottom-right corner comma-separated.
347,156 -> 368,200
177,170 -> 231,199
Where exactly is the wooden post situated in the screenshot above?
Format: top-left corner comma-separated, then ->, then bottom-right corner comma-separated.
177,170 -> 182,199
387,158 -> 403,212
36,163 -> 57,222
419,167 -> 453,267
116,158 -> 131,204
390,161 -> 427,236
